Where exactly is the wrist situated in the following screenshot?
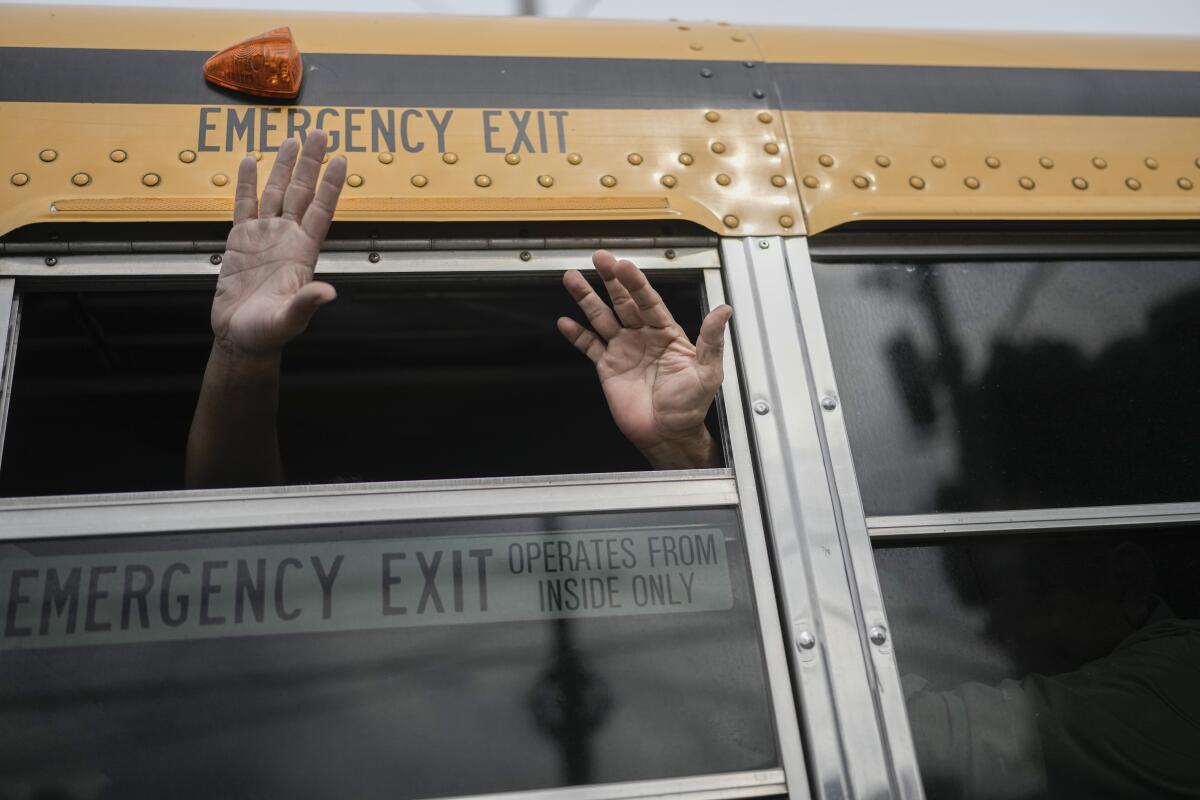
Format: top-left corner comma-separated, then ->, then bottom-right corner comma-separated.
207,340 -> 282,381
639,426 -> 720,470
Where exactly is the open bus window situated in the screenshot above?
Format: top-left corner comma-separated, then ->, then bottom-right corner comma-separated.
0,507 -> 778,800
0,273 -> 718,498
875,529 -> 1200,799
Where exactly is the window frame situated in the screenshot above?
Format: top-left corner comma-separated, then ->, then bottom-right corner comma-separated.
0,243 -> 809,800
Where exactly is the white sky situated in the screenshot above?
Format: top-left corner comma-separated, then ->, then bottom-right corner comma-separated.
4,0 -> 1200,36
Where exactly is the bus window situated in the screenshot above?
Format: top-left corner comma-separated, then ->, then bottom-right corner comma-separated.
813,257 -> 1200,515
0,272 -> 716,497
875,529 -> 1200,799
0,507 -> 778,800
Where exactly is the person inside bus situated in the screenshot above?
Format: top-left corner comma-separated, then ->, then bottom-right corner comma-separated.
185,132 -> 732,488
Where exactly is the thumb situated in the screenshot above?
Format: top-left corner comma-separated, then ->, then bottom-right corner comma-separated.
278,280 -> 336,340
696,304 -> 732,374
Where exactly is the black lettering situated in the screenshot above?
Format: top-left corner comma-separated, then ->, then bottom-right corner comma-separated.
121,564 -> 154,630
382,552 -> 407,615
84,565 -> 117,633
417,551 -> 444,613
258,107 -> 280,152
5,569 -> 37,637
679,571 -> 695,603
426,109 -> 453,152
452,550 -> 464,612
549,110 -> 569,153
235,559 -> 266,624
287,107 -> 312,142
371,109 -> 397,153
608,575 -> 622,607
160,562 -> 190,627
482,110 -> 504,153
226,107 -> 256,152
199,560 -> 228,626
274,557 -> 302,621
399,108 -> 423,153
536,110 -> 547,153
508,110 -> 534,153
470,548 -> 492,611
311,555 -> 343,620
344,107 -> 366,152
621,537 -> 637,568
41,567 -> 82,635
315,108 -> 340,151
632,574 -> 648,606
198,106 -> 220,152
698,533 -> 718,566
508,542 -> 525,574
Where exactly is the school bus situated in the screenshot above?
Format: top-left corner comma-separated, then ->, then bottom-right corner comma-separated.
1,5 -> 1199,800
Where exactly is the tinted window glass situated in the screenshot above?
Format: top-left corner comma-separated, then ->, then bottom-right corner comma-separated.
877,530 -> 1200,799
0,508 -> 776,799
814,258 -> 1200,515
0,274 -> 712,497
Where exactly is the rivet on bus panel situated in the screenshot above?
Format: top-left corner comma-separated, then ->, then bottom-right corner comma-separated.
931,155 -> 947,168
660,174 -> 677,188
179,150 -> 197,164
723,214 -> 740,228
475,174 -> 492,188
567,153 -> 583,165
753,399 -> 770,414
796,631 -> 815,649
519,251 -> 532,262
1019,176 -> 1035,190
691,44 -> 705,52
964,176 -> 981,189
869,626 -> 888,646
752,89 -> 765,99
852,175 -> 870,189
1039,156 -> 1055,169
1126,177 -> 1142,191
743,60 -> 755,68
757,112 -> 773,123
212,173 -> 228,187
71,172 -> 91,187
600,174 -> 617,187
110,149 -> 127,163
45,256 -> 58,267
678,153 -> 694,166
715,173 -> 731,186
1195,157 -> 1200,169
1180,178 -> 1195,190
209,254 -> 222,266
821,395 -> 838,411
411,175 -> 428,188
627,153 -> 643,165
379,153 -> 394,164
505,153 -> 521,165
537,174 -> 554,187
764,142 -> 780,155
1092,157 -> 1107,169
664,249 -> 677,259
368,252 -> 381,264
443,152 -> 459,164
255,152 -> 263,162
818,154 -> 834,167
142,173 -> 161,187
699,67 -> 712,78
10,173 -> 29,186
347,174 -> 364,188
1145,157 -> 1159,170
875,155 -> 891,168
711,142 -> 726,154
771,175 -> 787,187
909,176 -> 925,190
985,156 -> 1001,169
731,34 -> 745,42
705,111 -> 721,123
39,149 -> 57,162
1072,177 -> 1089,190
779,215 -> 795,228
802,175 -> 818,189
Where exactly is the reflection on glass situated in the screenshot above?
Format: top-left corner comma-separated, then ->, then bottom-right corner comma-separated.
814,259 -> 1200,515
0,509 -> 777,800
877,531 -> 1200,798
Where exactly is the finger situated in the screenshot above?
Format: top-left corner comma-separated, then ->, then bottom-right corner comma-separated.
301,155 -> 347,242
282,130 -> 328,223
258,138 -> 301,218
233,156 -> 258,224
614,258 -> 676,328
696,304 -> 733,376
593,250 -> 644,328
277,281 -> 337,340
562,270 -> 621,340
557,317 -> 606,365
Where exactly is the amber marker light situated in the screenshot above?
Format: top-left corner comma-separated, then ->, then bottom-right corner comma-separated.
204,27 -> 303,99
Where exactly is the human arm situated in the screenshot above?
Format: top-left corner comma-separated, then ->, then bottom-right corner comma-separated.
185,133 -> 346,488
557,250 -> 732,470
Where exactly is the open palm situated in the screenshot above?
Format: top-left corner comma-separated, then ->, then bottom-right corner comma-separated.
559,251 -> 732,468
212,132 -> 346,356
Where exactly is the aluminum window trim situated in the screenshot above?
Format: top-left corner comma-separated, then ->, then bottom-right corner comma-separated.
0,279 -> 15,471
0,248 -> 718,278
705,268 -> 811,800
868,501 -> 1200,539
807,230 -> 1200,262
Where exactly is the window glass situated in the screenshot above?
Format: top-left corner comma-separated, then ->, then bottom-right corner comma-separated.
0,507 -> 777,799
814,258 -> 1200,515
876,530 -> 1200,799
0,274 -> 714,497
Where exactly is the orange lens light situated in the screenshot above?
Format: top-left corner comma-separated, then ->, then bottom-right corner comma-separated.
204,27 -> 303,99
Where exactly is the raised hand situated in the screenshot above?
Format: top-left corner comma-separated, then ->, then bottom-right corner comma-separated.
558,250 -> 733,470
212,131 -> 347,356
